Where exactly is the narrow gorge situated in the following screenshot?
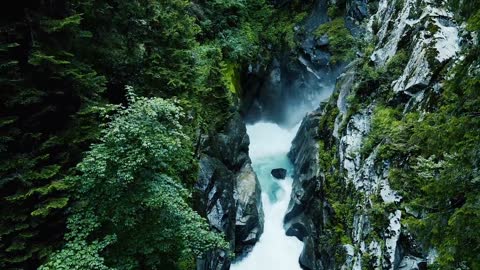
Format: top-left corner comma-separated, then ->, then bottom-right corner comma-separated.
197,0 -> 479,269
231,122 -> 303,270
1,0 -> 479,269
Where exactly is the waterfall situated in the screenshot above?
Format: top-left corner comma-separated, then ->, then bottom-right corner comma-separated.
231,123 -> 303,270
232,36 -> 336,268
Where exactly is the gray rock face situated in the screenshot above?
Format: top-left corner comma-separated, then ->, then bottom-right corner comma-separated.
347,0 -> 369,22
282,1 -> 463,269
345,0 -> 369,35
235,163 -> 264,253
301,35 -> 332,67
303,0 -> 329,32
285,107 -> 336,270
316,34 -> 329,46
286,103 -> 425,270
240,53 -> 339,127
195,113 -> 264,270
333,61 -> 357,138
398,256 -> 427,270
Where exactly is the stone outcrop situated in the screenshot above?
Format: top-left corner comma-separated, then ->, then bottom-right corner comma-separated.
271,168 -> 287,179
285,107 -> 335,270
195,113 -> 264,270
284,1 -> 461,269
287,81 -> 428,270
235,163 -> 264,253
240,53 -> 339,127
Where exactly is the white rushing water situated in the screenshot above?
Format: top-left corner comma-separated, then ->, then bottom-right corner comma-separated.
231,122 -> 303,270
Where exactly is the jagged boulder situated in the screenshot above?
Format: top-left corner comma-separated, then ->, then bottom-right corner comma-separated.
195,113 -> 264,270
316,34 -> 329,46
271,168 -> 287,179
398,256 -> 427,270
285,107 -> 336,270
235,163 -> 264,254
195,156 -> 235,270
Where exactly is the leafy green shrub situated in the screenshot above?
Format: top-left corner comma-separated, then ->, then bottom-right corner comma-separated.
361,106 -> 420,160
41,94 -> 227,269
313,18 -> 355,64
379,47 -> 480,268
466,9 -> 480,31
385,49 -> 409,79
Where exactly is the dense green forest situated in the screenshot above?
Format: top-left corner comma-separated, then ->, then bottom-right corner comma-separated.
1,0 -> 480,269
0,0 -> 313,269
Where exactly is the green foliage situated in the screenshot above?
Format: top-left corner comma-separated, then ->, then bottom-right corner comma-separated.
39,212 -> 115,270
449,0 -> 480,20
394,0 -> 406,11
403,153 -> 480,269
315,100 -> 359,266
1,0 -> 281,267
79,0 -> 200,96
41,14 -> 83,33
340,48 -> 410,126
328,5 -> 340,19
198,0 -> 266,60
198,0 -> 310,57
262,10 -> 308,51
368,194 -> 397,232
361,106 -> 420,160
313,18 -> 355,64
466,9 -> 480,31
385,49 -> 409,78
42,95 -> 226,269
222,62 -> 242,94
359,46 -> 480,268
39,235 -> 114,270
0,3 -> 108,267
188,44 -> 235,130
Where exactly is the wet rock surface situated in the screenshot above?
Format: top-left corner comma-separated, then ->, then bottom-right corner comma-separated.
195,113 -> 264,270
347,0 -> 369,22
235,163 -> 264,253
271,168 -> 287,179
285,107 -> 336,270
240,53 -> 339,127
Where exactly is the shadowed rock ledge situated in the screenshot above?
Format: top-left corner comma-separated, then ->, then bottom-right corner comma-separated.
285,106 -> 337,270
194,113 -> 264,270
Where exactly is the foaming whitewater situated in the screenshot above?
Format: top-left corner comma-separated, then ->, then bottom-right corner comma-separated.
231,122 -> 303,270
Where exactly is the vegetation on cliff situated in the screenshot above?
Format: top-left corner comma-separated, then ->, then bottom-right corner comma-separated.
314,1 -> 480,268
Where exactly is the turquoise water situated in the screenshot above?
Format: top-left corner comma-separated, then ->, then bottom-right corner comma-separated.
231,122 -> 303,270
253,155 -> 292,203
